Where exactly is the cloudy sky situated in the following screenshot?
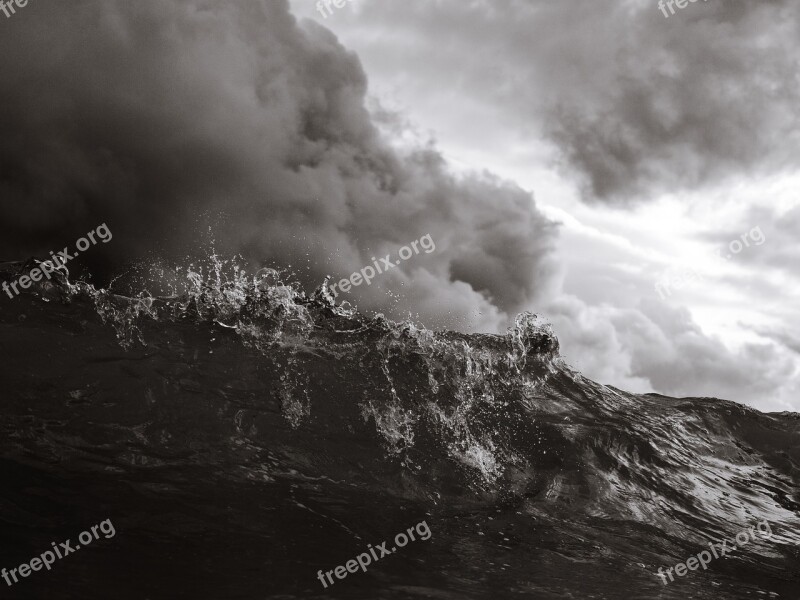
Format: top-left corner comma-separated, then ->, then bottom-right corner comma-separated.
1,0 -> 798,412
288,0 -> 800,412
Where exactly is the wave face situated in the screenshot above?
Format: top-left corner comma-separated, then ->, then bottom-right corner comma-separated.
1,258 -> 799,599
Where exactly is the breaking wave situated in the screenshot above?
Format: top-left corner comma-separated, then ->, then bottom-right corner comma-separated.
0,256 -> 798,599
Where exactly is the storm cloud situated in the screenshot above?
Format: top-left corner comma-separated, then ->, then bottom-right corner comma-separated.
0,0 -> 557,330
323,0 -> 800,202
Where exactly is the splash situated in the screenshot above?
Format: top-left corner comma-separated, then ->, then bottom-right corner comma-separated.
3,253 -> 563,485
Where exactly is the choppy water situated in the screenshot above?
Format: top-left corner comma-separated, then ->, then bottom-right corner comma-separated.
1,257 -> 798,599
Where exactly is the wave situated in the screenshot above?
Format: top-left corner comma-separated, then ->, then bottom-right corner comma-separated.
0,256 -> 798,599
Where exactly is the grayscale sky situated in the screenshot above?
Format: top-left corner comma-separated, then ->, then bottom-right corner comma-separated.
1,0 -> 797,411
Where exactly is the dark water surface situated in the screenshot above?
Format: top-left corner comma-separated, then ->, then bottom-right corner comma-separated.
0,260 -> 798,599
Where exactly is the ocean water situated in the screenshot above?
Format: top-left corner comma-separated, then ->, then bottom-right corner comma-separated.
0,257 -> 798,599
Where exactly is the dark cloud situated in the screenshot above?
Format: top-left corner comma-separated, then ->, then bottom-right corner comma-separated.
542,0 -> 800,201
0,0 -> 557,330
330,0 -> 800,202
